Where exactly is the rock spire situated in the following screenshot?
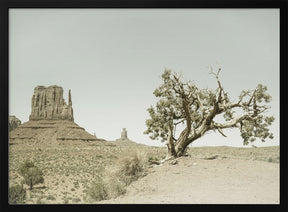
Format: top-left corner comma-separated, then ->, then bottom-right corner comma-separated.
121,128 -> 128,140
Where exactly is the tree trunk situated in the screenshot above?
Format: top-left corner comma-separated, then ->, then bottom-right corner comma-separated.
174,124 -> 208,157
173,99 -> 193,157
175,142 -> 188,157
167,127 -> 177,157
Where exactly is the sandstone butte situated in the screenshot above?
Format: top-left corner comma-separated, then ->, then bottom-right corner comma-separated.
9,85 -> 111,145
29,85 -> 74,121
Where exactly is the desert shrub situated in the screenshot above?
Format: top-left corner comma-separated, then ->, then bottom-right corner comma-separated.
63,197 -> 69,204
72,197 -> 81,203
116,151 -> 146,186
85,176 -> 126,202
86,177 -> 108,201
18,160 -> 44,190
267,156 -> 279,163
105,179 -> 126,198
146,148 -> 166,163
9,184 -> 26,204
85,150 -> 147,202
46,194 -> 56,200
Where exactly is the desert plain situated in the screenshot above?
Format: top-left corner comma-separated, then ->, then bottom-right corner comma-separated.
9,139 -> 279,204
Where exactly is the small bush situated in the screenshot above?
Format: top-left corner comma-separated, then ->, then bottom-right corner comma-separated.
117,152 -> 146,185
46,194 -> 56,200
18,160 -> 44,190
85,150 -> 147,202
9,184 -> 26,204
267,156 -> 279,163
63,198 -> 69,204
72,197 -> 81,203
86,177 -> 108,201
105,179 -> 126,199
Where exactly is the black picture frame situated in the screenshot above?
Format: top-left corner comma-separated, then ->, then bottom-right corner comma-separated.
1,0 -> 287,211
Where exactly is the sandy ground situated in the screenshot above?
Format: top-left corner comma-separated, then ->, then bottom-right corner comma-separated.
99,156 -> 279,204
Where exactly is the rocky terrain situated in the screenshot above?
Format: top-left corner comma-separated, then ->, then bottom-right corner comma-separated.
9,120 -> 110,145
9,115 -> 21,132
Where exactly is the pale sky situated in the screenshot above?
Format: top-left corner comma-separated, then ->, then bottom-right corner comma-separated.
9,9 -> 279,147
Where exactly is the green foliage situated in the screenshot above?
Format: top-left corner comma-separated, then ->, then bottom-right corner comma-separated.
9,184 -> 26,204
241,115 -> 275,145
18,160 -> 35,176
145,69 -> 220,142
145,69 -> 275,149
237,84 -> 274,145
18,160 -> 44,189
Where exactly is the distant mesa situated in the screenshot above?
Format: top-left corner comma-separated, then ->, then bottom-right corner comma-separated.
9,115 -> 21,132
9,85 -> 111,145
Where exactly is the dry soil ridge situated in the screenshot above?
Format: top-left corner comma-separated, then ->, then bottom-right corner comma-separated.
99,156 -> 279,204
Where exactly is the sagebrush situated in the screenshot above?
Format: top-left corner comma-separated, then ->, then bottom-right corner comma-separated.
9,184 -> 26,204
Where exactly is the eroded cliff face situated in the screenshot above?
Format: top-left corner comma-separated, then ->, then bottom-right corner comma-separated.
29,85 -> 73,121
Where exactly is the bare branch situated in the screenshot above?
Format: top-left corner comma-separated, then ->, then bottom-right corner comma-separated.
247,89 -> 257,106
173,119 -> 186,126
213,114 -> 257,130
217,127 -> 227,137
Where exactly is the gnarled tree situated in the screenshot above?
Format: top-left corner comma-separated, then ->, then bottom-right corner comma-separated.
144,69 -> 274,158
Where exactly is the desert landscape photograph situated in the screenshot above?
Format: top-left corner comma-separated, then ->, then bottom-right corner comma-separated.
8,9 -> 280,205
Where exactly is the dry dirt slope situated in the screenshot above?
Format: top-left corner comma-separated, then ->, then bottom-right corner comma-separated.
100,154 -> 279,204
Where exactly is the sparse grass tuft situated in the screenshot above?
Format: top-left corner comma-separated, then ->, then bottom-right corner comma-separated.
105,178 -> 126,199
116,151 -> 147,186
85,149 -> 148,202
72,197 -> 81,203
46,194 -> 56,200
9,184 -> 26,204
86,177 -> 108,201
267,156 -> 279,163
